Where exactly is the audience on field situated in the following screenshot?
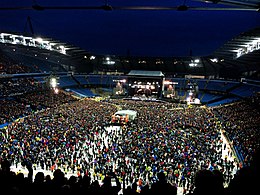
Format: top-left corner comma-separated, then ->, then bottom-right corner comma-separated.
0,90 -> 259,194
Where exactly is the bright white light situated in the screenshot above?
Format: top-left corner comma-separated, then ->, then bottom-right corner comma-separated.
234,37 -> 260,58
0,33 -> 68,55
164,80 -> 173,85
107,61 -> 115,65
50,78 -> 57,88
35,37 -> 43,43
189,63 -> 197,67
54,88 -> 59,94
210,58 -> 218,63
194,59 -> 200,63
90,56 -> 96,60
194,98 -> 200,104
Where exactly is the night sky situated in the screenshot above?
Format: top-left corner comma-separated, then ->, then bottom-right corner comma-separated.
0,0 -> 259,57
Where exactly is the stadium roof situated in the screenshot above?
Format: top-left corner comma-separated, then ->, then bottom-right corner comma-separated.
213,27 -> 260,59
127,70 -> 164,77
212,27 -> 260,76
210,0 -> 260,10
0,31 -> 92,60
0,31 -> 95,73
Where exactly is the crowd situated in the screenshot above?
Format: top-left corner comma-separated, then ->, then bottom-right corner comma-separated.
0,52 -> 33,74
103,99 -> 237,193
213,93 -> 260,167
0,77 -> 44,124
0,78 -> 42,97
0,87 -> 259,194
0,90 -> 76,125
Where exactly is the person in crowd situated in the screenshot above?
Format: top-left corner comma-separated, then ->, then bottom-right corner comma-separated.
150,171 -> 177,195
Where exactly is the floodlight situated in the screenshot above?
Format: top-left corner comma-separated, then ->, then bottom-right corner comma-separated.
50,78 -> 57,88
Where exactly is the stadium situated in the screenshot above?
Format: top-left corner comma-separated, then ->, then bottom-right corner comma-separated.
0,1 -> 260,195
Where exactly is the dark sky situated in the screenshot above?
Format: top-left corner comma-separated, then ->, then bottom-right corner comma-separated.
0,0 -> 259,57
